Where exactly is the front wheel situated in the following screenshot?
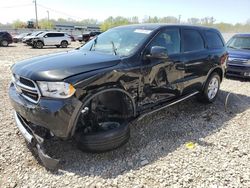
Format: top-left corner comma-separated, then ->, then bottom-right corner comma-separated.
198,72 -> 221,103
36,41 -> 44,49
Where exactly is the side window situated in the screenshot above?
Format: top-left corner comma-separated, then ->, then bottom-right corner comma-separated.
149,29 -> 181,55
205,31 -> 224,48
46,33 -> 54,37
55,33 -> 64,37
182,29 -> 204,52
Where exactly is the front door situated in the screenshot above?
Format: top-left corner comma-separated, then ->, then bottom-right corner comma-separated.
139,28 -> 185,108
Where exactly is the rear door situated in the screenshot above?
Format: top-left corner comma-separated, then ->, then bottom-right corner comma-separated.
181,28 -> 210,93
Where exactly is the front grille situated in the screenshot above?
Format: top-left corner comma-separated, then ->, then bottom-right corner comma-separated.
13,74 -> 40,103
19,77 -> 35,87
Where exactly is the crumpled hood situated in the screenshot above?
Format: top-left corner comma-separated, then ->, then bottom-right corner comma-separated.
12,50 -> 121,81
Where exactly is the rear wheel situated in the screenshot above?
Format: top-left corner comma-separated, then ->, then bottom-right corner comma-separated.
61,41 -> 68,48
198,72 -> 220,103
1,40 -> 8,47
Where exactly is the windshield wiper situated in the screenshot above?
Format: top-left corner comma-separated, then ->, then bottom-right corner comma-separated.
110,41 -> 117,55
90,37 -> 98,51
241,47 -> 250,50
227,45 -> 237,49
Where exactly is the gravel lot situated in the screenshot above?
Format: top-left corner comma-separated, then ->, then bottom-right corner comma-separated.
0,42 -> 250,188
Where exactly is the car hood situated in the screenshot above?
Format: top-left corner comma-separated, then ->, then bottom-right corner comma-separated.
12,50 -> 121,81
228,48 -> 250,59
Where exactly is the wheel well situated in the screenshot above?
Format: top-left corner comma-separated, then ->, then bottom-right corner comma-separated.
71,89 -> 136,136
61,40 -> 68,44
210,68 -> 223,82
36,40 -> 44,45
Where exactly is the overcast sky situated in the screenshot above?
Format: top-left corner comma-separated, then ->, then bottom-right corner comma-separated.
0,0 -> 249,24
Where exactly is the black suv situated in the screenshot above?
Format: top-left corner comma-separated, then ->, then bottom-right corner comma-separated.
9,24 -> 227,169
0,31 -> 13,47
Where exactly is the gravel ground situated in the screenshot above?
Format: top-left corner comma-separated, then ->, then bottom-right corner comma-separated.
0,42 -> 250,188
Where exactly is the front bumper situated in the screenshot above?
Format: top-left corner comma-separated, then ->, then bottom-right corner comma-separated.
226,64 -> 250,78
9,82 -> 82,138
14,112 -> 59,169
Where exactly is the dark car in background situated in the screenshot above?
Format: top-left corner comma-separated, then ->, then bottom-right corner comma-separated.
0,31 -> 13,47
226,34 -> 250,78
13,33 -> 31,43
9,24 -> 227,169
77,31 -> 101,42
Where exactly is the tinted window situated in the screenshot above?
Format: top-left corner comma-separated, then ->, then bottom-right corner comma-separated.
149,29 -> 181,55
46,33 -> 64,37
205,31 -> 224,48
183,29 -> 204,52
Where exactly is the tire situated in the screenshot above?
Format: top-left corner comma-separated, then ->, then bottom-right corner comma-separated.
56,45 -> 60,48
75,121 -> 130,153
198,72 -> 221,103
1,40 -> 9,47
61,41 -> 68,48
36,41 -> 43,49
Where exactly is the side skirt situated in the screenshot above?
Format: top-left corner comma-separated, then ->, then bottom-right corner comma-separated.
137,91 -> 200,121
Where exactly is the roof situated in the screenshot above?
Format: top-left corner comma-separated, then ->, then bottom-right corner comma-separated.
115,23 -> 219,31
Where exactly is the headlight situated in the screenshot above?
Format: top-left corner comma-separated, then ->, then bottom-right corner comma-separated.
37,81 -> 76,98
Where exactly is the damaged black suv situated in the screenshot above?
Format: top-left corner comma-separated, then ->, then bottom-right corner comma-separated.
9,24 -> 227,169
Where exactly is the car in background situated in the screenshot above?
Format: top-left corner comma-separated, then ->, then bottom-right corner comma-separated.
0,31 -> 13,47
13,33 -> 31,43
226,33 -> 250,78
77,31 -> 101,42
32,31 -> 71,49
22,31 -> 44,45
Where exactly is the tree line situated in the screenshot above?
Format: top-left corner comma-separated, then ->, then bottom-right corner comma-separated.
3,16 -> 250,33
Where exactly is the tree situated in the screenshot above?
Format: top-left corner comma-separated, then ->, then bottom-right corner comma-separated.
12,20 -> 26,29
39,19 -> 54,29
187,18 -> 200,25
100,16 -> 130,31
159,16 -> 178,23
130,16 -> 139,24
80,19 -> 98,25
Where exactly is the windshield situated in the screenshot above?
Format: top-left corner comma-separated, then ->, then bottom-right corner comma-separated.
81,27 -> 153,57
227,36 -> 250,50
31,31 -> 43,36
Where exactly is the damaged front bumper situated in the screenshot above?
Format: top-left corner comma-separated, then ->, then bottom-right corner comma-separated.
14,112 -> 59,170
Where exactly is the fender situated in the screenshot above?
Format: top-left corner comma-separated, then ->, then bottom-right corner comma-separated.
202,66 -> 224,91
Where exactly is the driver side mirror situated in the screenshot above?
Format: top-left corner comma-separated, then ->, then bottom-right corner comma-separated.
146,46 -> 168,59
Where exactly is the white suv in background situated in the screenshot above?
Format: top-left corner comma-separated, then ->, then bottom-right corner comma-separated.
32,32 -> 71,49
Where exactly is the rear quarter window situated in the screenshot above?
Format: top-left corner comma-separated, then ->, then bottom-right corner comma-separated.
205,31 -> 224,49
182,29 -> 205,52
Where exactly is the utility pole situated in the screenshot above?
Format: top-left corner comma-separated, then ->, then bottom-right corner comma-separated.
47,10 -> 49,22
178,15 -> 181,24
33,0 -> 38,29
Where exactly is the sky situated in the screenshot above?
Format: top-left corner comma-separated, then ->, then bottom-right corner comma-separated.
0,0 -> 250,24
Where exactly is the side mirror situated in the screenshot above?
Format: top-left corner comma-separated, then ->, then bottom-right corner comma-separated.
44,35 -> 48,38
146,46 -> 168,59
